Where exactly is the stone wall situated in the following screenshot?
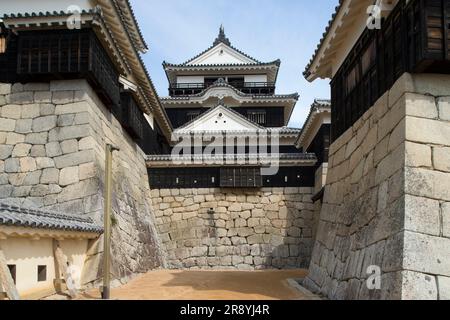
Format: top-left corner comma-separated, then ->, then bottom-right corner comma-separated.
0,81 -> 165,286
303,73 -> 450,300
150,187 -> 315,270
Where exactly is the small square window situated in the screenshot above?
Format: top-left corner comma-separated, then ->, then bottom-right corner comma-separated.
37,265 -> 47,282
7,265 -> 16,284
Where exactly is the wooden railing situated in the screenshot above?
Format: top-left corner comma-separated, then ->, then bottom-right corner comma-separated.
331,0 -> 450,142
169,81 -> 276,96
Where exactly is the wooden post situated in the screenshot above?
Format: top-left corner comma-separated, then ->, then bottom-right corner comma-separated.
0,249 -> 20,300
102,144 -> 119,300
53,240 -> 78,299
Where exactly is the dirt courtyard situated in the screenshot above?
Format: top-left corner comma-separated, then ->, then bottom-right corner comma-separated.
80,269 -> 314,300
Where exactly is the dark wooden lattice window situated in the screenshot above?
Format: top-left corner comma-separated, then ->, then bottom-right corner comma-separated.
247,110 -> 266,125
220,167 -> 262,188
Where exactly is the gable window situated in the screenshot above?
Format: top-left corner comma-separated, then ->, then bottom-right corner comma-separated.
187,111 -> 201,122
247,110 -> 266,125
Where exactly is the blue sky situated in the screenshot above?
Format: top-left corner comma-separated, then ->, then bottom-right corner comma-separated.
131,0 -> 336,128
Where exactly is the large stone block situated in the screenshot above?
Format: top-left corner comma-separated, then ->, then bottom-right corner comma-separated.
55,101 -> 89,115
21,104 -> 40,119
15,119 -> 32,134
36,157 -> 55,169
45,142 -> 62,158
4,158 -> 20,173
59,166 -> 80,186
19,157 -> 37,172
1,104 -> 22,119
405,167 -> 450,201
405,141 -> 431,168
60,139 -> 78,154
25,132 -> 48,144
438,97 -> 450,121
0,145 -> 13,160
406,116 -> 450,147
401,271 -> 438,300
9,92 -> 34,104
442,203 -> 450,238
403,231 -> 450,277
6,132 -> 25,145
12,143 -> 32,157
0,118 -> 16,132
49,125 -> 90,142
41,168 -> 59,184
437,276 -> 450,300
52,91 -> 74,104
404,93 -> 438,119
433,147 -> 450,172
0,84 -> 11,95
32,115 -> 57,132
58,178 -> 98,203
404,195 -> 440,236
34,92 -> 52,104
54,150 -> 94,169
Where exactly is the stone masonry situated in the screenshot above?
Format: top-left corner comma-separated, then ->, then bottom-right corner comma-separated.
150,187 -> 315,270
303,73 -> 450,300
0,80 -> 165,287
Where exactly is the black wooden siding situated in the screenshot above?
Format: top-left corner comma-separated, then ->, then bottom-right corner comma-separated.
306,124 -> 331,165
166,107 -> 285,128
5,29 -> 121,110
0,28 -> 171,155
331,0 -> 450,142
148,166 -> 315,189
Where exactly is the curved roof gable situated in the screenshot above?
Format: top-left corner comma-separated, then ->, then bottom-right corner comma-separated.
187,42 -> 259,66
165,26 -> 271,67
176,103 -> 264,133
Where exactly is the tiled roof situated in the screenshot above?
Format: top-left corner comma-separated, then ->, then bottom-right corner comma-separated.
303,0 -> 344,78
1,9 -> 97,19
0,203 -> 103,234
180,26 -> 263,66
163,60 -> 281,69
113,0 -> 148,51
146,153 -> 317,162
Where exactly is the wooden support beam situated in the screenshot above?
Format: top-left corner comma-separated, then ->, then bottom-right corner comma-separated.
0,249 -> 20,300
53,240 -> 78,299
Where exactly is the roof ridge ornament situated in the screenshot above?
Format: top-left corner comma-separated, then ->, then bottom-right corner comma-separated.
213,24 -> 231,46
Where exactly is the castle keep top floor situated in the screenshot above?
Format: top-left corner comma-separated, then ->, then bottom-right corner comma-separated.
162,27 -> 299,128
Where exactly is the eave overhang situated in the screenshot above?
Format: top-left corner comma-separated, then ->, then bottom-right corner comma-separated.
303,0 -> 372,82
145,153 -> 317,169
163,60 -> 281,84
296,99 -> 331,150
161,81 -> 298,126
